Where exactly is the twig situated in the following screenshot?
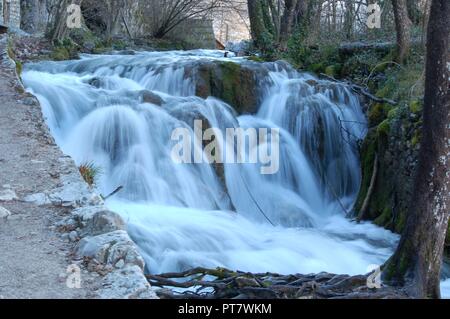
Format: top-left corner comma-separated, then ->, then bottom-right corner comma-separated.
358,153 -> 378,221
101,186 -> 124,201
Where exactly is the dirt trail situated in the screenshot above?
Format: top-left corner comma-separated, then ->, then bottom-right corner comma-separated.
0,34 -> 97,299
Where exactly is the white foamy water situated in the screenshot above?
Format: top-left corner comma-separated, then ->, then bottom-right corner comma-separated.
23,50 -> 401,278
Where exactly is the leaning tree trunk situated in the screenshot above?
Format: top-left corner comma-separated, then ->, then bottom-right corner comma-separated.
392,0 -> 412,63
383,0 -> 450,299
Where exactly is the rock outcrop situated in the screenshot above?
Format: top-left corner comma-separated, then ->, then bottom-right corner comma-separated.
59,206 -> 158,299
192,60 -> 269,115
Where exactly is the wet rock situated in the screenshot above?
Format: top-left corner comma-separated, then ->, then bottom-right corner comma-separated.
193,60 -> 264,114
75,230 -> 144,270
69,231 -> 79,242
0,189 -> 18,201
115,259 -> 125,269
0,206 -> 11,221
24,193 -> 51,206
99,265 -> 158,299
140,90 -> 164,106
79,210 -> 126,237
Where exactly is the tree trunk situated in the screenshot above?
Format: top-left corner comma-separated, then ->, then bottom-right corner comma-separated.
392,0 -> 412,63
248,0 -> 274,51
383,0 -> 450,299
248,0 -> 265,47
50,0 -> 84,41
295,0 -> 309,26
407,0 -> 421,25
279,0 -> 298,50
343,0 -> 354,40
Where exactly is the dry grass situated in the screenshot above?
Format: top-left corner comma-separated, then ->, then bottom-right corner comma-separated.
78,162 -> 102,187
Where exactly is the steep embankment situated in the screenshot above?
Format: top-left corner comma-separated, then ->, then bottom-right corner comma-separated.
0,34 -> 156,299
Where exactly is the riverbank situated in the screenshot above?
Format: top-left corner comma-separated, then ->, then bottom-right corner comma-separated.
0,33 -> 156,299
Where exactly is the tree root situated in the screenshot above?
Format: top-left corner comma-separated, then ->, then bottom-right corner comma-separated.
146,267 -> 410,299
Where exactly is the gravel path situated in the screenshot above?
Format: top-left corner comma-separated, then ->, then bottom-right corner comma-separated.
0,34 -> 97,299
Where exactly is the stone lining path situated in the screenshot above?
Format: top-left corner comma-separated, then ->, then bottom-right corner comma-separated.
0,34 -> 97,299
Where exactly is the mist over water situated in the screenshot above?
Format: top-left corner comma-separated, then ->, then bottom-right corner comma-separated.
23,50 -> 399,277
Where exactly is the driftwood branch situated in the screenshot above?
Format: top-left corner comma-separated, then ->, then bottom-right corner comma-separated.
320,73 -> 398,106
358,153 -> 379,221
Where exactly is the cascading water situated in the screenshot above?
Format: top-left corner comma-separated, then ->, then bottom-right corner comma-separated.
23,50 -> 399,276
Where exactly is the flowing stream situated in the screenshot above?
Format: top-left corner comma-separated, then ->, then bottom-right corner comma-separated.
23,50 -> 400,277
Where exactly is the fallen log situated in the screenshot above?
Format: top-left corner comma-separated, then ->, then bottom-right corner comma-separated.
339,41 -> 395,55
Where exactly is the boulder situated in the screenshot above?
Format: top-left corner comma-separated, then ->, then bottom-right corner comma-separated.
193,61 -> 264,115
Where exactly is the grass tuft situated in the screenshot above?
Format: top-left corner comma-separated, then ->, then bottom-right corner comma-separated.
78,162 -> 102,187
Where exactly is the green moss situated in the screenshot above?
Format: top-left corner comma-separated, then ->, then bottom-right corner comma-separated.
219,61 -> 243,109
325,64 -> 342,77
15,60 -> 22,76
394,210 -> 407,233
411,130 -> 421,147
409,99 -> 423,114
376,83 -> 395,99
377,119 -> 390,137
369,103 -> 390,125
387,107 -> 398,120
51,47 -> 71,61
310,62 -> 325,73
247,56 -> 265,63
355,130 -> 377,211
374,207 -> 392,227
51,38 -> 79,61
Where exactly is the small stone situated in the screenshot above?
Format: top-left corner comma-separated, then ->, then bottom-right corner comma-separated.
140,90 -> 164,106
69,231 -> 78,242
0,206 -> 12,220
58,273 -> 66,283
61,233 -> 69,242
0,189 -> 18,201
115,259 -> 125,269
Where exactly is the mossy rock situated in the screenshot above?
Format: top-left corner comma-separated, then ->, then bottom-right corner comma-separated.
195,61 -> 260,114
51,47 -> 71,61
51,38 -> 80,61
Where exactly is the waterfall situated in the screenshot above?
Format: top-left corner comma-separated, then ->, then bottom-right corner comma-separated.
23,50 -> 398,276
